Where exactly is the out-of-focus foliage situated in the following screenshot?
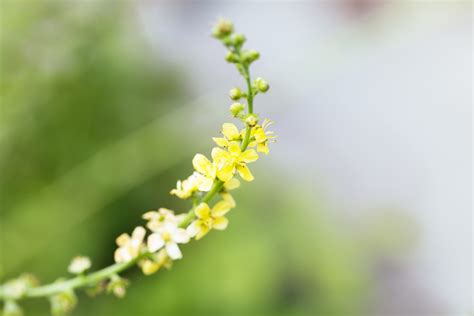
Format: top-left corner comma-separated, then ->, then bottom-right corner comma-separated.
1,1 -> 371,315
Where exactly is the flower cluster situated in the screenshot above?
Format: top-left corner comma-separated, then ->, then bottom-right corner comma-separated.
108,19 -> 276,282
0,18 -> 275,316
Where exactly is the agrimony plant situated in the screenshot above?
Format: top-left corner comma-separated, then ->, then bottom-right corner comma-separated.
0,19 -> 275,316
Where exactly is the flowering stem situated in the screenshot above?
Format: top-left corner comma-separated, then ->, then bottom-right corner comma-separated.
0,19 -> 265,308
0,256 -> 143,300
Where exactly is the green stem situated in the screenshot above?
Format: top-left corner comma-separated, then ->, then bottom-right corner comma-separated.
242,64 -> 253,114
0,36 -> 258,304
0,254 -> 145,300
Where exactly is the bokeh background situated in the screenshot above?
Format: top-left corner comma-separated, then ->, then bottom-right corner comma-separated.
0,1 -> 472,315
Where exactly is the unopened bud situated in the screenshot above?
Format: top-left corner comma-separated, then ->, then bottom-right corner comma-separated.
254,77 -> 270,93
3,301 -> 23,316
107,275 -> 129,299
242,49 -> 260,64
212,18 -> 233,39
232,33 -> 246,46
68,256 -> 91,275
245,114 -> 258,127
230,103 -> 245,117
229,88 -> 243,100
225,52 -> 239,63
50,290 -> 77,316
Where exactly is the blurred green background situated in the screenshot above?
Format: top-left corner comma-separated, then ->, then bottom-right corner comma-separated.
0,2 -> 369,315
2,0 -> 470,315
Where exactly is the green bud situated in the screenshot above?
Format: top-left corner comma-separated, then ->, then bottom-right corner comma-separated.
212,18 -> 233,39
50,290 -> 77,316
254,77 -> 270,93
242,49 -> 260,64
2,276 -> 36,300
225,52 -> 239,63
245,114 -> 258,127
232,33 -> 246,46
107,275 -> 129,298
229,88 -> 243,100
3,301 -> 23,316
230,103 -> 245,117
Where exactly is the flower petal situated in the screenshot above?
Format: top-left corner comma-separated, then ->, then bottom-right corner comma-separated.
173,228 -> 190,244
239,149 -> 258,163
211,147 -> 230,162
196,225 -> 210,240
186,221 -> 199,237
221,192 -> 236,208
237,164 -> 254,181
216,163 -> 234,182
228,141 -> 241,155
195,203 -> 211,219
223,178 -> 240,190
115,233 -> 130,247
192,154 -> 212,175
147,233 -> 165,252
212,216 -> 229,230
198,177 -> 214,192
212,137 -> 229,148
257,142 -> 269,154
165,242 -> 182,260
140,259 -> 161,275
222,123 -> 240,140
211,200 -> 232,217
131,226 -> 146,244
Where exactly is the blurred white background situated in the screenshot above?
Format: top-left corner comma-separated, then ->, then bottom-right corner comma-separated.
135,1 -> 471,314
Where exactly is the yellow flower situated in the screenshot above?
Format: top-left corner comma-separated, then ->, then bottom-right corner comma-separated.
186,201 -> 232,240
114,226 -> 146,263
143,208 -> 186,232
249,119 -> 275,154
192,153 -> 217,181
170,172 -> 213,199
213,123 -> 242,148
212,141 -> 258,181
147,222 -> 190,260
139,249 -> 172,275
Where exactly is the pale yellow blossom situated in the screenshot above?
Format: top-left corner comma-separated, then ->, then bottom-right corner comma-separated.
187,201 -> 233,240
147,222 -> 190,260
114,226 -> 146,263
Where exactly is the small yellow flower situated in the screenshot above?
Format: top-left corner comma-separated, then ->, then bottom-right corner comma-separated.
212,141 -> 258,181
114,226 -> 146,263
192,153 -> 217,181
213,123 -> 242,148
187,201 -> 232,240
68,256 -> 92,274
170,172 -> 213,199
139,249 -> 172,275
143,208 -> 186,232
147,222 -> 190,260
249,119 -> 275,154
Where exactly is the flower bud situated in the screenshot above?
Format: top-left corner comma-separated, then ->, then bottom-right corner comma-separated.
230,103 -> 245,117
254,77 -> 270,93
229,88 -> 243,100
242,49 -> 260,64
107,275 -> 129,298
3,301 -> 23,316
68,256 -> 91,275
212,18 -> 233,39
232,33 -> 246,46
245,114 -> 258,127
50,290 -> 77,316
225,52 -> 239,63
